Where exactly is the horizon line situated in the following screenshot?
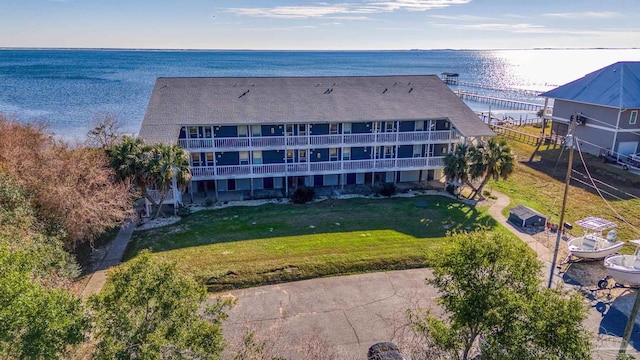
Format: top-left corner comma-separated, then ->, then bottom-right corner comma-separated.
1,46 -> 639,52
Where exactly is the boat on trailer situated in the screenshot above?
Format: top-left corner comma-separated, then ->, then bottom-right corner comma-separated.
566,217 -> 624,260
602,240 -> 640,288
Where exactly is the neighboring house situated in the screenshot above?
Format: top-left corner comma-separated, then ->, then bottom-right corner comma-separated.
540,61 -> 640,158
139,75 -> 493,201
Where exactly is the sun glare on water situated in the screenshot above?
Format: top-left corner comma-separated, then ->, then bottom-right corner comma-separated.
488,49 -> 640,92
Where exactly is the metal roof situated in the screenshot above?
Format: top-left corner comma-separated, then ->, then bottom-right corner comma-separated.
575,217 -> 618,232
139,75 -> 494,144
509,205 -> 545,221
540,61 -> 640,109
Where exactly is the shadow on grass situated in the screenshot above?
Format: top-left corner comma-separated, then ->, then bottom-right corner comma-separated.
123,195 -> 502,291
520,146 -> 640,201
124,195 -> 497,259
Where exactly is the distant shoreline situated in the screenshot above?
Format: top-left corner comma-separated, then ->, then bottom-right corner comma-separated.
1,47 -> 638,52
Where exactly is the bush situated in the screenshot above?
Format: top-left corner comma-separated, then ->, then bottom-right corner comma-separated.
176,206 -> 191,217
378,183 -> 397,197
446,183 -> 457,196
292,188 -> 315,204
204,198 -> 214,207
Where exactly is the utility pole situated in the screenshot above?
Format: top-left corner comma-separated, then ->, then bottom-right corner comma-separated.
547,114 -> 577,288
619,290 -> 640,355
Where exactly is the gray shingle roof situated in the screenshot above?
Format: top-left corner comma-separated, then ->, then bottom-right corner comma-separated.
540,61 -> 640,109
139,75 -> 494,144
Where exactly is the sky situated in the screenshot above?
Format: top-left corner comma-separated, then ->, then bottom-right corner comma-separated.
2,0 -> 639,50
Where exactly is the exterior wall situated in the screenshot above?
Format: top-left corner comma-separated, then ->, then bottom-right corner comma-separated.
179,119 -> 458,196
550,100 -> 640,156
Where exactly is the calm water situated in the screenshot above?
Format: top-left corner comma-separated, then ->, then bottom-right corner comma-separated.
1,49 -> 639,139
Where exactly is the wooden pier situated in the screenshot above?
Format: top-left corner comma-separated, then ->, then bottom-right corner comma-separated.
457,90 -> 548,112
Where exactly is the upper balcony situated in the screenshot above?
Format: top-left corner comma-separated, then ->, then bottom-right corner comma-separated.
179,130 -> 453,150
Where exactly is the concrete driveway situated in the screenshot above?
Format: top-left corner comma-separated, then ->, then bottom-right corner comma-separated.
217,269 -> 439,359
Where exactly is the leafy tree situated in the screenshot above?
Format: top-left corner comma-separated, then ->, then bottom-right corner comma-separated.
410,230 -> 591,360
0,250 -> 88,359
468,138 -> 515,199
89,251 -> 231,359
108,137 -> 191,218
0,173 -> 88,359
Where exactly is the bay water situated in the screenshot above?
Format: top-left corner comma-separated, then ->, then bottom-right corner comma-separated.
1,48 -> 639,140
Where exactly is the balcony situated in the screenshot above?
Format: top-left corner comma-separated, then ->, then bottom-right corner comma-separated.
190,156 -> 446,180
179,130 -> 452,150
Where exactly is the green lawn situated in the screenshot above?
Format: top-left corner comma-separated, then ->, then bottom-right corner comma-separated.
126,196 -> 499,291
489,128 -> 640,251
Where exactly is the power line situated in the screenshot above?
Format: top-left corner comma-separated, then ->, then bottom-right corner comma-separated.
571,169 -> 640,200
575,140 -> 640,236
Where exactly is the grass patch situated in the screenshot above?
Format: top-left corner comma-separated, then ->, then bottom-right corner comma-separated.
126,196 -> 499,291
490,127 -> 640,252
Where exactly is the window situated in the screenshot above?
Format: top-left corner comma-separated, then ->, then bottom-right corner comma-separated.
330,148 -> 338,161
415,121 -> 424,131
206,152 -> 214,166
384,146 -> 394,158
204,127 -> 212,138
251,125 -> 262,137
286,150 -> 294,162
240,151 -> 249,165
298,124 -> 307,136
238,126 -> 248,137
413,145 -> 422,158
189,126 -> 198,138
385,122 -> 395,132
631,111 -> 638,125
298,149 -> 307,162
330,123 -> 339,134
286,124 -> 294,136
343,123 -> 352,134
191,153 -> 201,166
342,147 -> 351,160
252,151 -> 262,165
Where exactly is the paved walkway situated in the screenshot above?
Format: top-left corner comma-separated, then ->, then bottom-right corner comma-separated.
80,219 -> 136,298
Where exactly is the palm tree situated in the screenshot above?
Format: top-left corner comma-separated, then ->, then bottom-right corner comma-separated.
108,138 -> 191,218
443,143 -> 471,187
146,143 -> 191,219
468,138 -> 515,199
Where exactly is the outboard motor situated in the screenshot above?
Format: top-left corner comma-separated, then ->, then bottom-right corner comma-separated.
607,230 -> 617,241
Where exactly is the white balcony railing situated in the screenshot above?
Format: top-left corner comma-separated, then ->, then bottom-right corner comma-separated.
179,131 -> 452,150
190,156 -> 446,180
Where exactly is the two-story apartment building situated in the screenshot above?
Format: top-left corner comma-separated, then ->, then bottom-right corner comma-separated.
139,75 -> 493,202
541,61 -> 640,157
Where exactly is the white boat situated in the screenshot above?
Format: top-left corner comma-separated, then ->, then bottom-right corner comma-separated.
566,217 -> 624,259
603,240 -> 640,287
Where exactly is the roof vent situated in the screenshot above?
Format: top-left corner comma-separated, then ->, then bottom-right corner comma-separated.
382,88 -> 388,94
239,89 -> 250,98
408,88 -> 413,93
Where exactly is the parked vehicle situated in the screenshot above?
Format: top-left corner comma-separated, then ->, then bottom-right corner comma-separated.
367,342 -> 406,360
599,150 -> 640,171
